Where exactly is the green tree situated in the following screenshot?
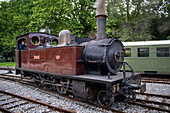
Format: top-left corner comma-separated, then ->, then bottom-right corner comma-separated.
107,0 -> 170,41
0,0 -> 34,61
0,0 -> 169,61
27,0 -> 96,37
0,0 -> 97,61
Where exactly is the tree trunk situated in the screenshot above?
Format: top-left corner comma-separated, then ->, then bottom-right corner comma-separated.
126,0 -> 130,22
5,54 -> 8,62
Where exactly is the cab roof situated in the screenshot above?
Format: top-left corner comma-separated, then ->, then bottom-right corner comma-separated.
16,32 -> 58,39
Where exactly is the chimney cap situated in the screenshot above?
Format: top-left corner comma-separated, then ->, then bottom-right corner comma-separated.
95,15 -> 108,18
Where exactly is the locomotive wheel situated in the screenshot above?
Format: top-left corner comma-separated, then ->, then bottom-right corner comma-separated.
33,77 -> 41,87
57,79 -> 69,94
86,87 -> 95,100
97,90 -> 114,107
52,79 -> 57,90
44,84 -> 53,90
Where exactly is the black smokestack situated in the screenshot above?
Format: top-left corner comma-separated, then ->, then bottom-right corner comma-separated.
94,0 -> 107,40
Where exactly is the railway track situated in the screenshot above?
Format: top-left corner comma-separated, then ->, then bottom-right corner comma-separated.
1,69 -> 169,112
141,77 -> 170,85
0,72 -> 124,113
133,92 -> 170,112
0,90 -> 74,113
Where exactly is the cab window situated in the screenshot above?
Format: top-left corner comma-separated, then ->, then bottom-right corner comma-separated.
52,38 -> 58,46
31,36 -> 39,45
18,38 -> 26,50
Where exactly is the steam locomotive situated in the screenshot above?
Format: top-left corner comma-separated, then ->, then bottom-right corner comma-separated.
15,1 -> 145,107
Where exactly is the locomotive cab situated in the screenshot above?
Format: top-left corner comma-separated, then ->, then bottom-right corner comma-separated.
16,38 -> 27,69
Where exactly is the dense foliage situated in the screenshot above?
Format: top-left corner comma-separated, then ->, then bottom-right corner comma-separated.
107,0 -> 170,41
0,0 -> 169,61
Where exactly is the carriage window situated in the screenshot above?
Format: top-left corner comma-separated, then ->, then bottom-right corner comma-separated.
157,47 -> 169,57
124,48 -> 131,57
31,36 -> 39,45
52,39 -> 58,46
138,48 -> 149,57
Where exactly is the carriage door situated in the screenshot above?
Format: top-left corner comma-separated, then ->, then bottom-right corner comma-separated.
18,38 -> 26,68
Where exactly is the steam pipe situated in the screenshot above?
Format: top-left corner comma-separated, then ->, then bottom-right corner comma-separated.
123,61 -> 135,82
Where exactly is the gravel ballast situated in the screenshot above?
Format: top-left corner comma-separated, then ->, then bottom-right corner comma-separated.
0,79 -> 110,113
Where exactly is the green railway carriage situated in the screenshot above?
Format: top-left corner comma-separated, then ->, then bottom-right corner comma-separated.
123,40 -> 170,74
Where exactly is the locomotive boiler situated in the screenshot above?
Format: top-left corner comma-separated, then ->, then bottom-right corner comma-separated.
15,0 -> 145,107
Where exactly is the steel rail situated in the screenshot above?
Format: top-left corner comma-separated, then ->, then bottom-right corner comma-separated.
131,102 -> 170,112
0,107 -> 13,113
0,67 -> 15,71
135,92 -> 170,99
141,76 -> 170,84
136,98 -> 170,107
0,75 -> 33,84
142,78 -> 170,80
141,80 -> 170,84
0,90 -> 75,113
142,77 -> 170,81
0,73 -> 21,79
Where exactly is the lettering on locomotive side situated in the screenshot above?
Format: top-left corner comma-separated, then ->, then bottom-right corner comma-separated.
34,56 -> 40,60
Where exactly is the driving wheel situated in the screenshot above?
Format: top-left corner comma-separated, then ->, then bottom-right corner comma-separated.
44,84 -> 53,90
57,79 -> 69,94
97,90 -> 114,107
33,77 -> 41,87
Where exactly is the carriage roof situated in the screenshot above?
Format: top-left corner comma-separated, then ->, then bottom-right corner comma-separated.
123,40 -> 170,46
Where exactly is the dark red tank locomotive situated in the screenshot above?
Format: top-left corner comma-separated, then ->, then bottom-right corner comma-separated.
15,31 -> 145,107
15,1 -> 146,108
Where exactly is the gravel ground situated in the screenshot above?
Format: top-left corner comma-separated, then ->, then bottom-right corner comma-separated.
145,82 -> 170,96
0,79 -> 111,113
0,70 -> 169,113
122,82 -> 170,113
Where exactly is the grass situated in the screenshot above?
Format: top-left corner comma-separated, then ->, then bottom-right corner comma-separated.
0,62 -> 15,67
